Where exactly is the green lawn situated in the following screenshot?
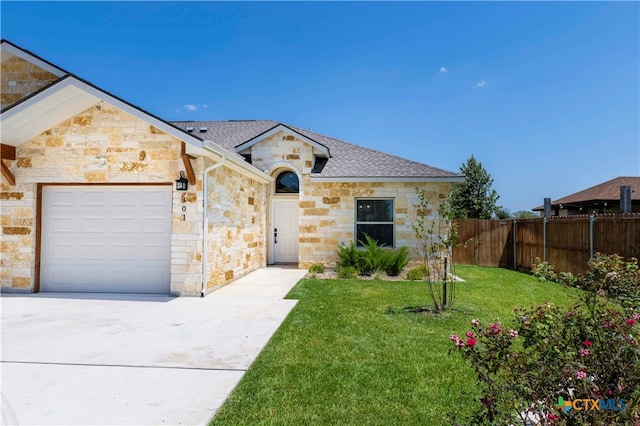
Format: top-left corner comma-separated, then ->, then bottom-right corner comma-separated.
211,265 -> 582,425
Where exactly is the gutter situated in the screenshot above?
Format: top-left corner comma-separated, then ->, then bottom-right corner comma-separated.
201,155 -> 226,297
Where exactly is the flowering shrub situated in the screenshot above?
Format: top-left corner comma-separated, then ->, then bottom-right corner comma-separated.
532,254 -> 639,310
451,297 -> 640,424
583,253 -> 640,310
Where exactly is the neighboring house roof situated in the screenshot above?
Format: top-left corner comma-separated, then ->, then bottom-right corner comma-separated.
171,120 -> 463,181
533,176 -> 640,211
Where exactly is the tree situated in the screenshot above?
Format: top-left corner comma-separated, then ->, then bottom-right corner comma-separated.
495,207 -> 511,219
449,155 -> 500,219
513,210 -> 538,219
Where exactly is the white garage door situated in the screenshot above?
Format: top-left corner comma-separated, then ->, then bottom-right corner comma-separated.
41,186 -> 172,293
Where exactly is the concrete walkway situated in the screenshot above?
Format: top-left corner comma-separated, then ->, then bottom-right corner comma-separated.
1,266 -> 307,426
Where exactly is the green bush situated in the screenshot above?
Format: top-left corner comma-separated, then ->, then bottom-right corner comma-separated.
337,235 -> 410,277
406,265 -> 429,281
451,300 -> 640,425
337,241 -> 360,270
386,246 -> 409,276
337,266 -> 358,279
452,255 -> 640,425
584,253 -> 640,310
358,234 -> 391,276
308,263 -> 325,274
531,257 -> 557,282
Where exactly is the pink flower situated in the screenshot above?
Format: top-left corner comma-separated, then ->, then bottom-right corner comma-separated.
576,371 -> 587,380
466,331 -> 474,338
450,335 -> 465,347
607,389 -> 613,396
626,318 -> 637,325
471,319 -> 480,326
547,413 -> 559,421
583,340 -> 593,347
509,330 -> 518,338
633,313 -> 640,320
580,349 -> 590,357
489,323 -> 502,334
466,337 -> 477,347
566,312 -> 573,317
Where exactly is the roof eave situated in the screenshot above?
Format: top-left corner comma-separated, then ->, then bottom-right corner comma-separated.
235,123 -> 331,158
310,176 -> 465,183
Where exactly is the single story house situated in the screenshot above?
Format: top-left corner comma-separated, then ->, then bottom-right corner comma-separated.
533,176 -> 640,216
1,39 -> 463,296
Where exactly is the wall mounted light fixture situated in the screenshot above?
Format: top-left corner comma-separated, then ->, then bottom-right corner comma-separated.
175,171 -> 189,191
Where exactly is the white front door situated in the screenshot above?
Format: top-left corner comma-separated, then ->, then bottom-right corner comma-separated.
272,199 -> 299,263
40,185 -> 172,293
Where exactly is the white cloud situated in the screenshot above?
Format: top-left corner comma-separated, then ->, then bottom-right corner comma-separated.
181,103 -> 209,112
474,80 -> 487,88
439,66 -> 448,73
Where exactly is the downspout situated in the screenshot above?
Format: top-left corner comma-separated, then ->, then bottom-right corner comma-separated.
201,155 -> 226,297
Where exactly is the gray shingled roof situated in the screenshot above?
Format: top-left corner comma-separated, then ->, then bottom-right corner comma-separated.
170,120 -> 462,179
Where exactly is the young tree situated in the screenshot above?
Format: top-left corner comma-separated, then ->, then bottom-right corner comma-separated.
449,155 -> 501,219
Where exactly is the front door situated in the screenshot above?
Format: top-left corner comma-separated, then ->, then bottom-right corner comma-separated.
272,199 -> 299,263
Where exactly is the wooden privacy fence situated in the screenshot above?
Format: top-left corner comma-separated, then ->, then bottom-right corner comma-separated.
452,214 -> 640,275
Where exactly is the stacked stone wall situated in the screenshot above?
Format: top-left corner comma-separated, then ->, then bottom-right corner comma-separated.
1,56 -> 60,109
299,181 -> 452,268
205,166 -> 267,289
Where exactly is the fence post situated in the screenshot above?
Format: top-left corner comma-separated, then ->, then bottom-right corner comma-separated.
543,216 -> 547,262
512,219 -> 517,270
589,214 -> 595,260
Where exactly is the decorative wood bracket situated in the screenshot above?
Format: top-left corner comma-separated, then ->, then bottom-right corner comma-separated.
1,144 -> 16,186
181,142 -> 196,185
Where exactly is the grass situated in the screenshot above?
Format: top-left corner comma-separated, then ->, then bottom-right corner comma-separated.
210,265 -> 582,425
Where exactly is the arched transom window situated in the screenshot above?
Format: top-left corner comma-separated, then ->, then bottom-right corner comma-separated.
275,171 -> 299,194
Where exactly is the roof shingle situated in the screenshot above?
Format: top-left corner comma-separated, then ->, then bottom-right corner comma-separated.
171,120 -> 461,179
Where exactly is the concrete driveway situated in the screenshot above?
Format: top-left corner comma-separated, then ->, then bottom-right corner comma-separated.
1,267 -> 306,426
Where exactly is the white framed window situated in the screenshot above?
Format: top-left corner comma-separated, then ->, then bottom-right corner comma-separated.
355,199 -> 394,247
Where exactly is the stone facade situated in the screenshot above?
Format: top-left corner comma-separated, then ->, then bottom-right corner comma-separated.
299,180 -> 451,268
0,101 -> 268,295
204,164 -> 268,290
245,131 -> 452,268
1,56 -> 59,109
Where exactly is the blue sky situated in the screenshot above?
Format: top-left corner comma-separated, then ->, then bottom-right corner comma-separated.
2,1 -> 639,212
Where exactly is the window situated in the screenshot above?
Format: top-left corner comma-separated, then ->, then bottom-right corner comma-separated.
356,199 -> 394,247
275,171 -> 299,194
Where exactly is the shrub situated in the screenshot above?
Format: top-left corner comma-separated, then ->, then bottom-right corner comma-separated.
358,234 -> 391,276
308,263 -> 325,274
336,235 -> 410,277
584,253 -> 640,310
337,241 -> 360,270
386,246 -> 409,276
451,280 -> 640,424
531,257 -> 557,282
406,265 -> 428,281
557,271 -> 579,287
337,266 -> 358,279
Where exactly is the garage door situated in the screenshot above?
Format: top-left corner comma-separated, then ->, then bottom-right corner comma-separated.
41,185 -> 172,293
